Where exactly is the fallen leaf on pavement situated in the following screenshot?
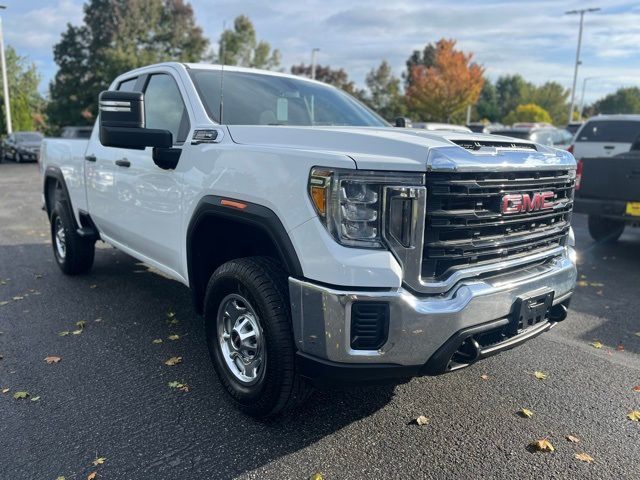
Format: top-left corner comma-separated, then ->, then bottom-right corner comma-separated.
13,391 -> 29,400
87,472 -> 97,480
35,274 -> 43,279
627,410 -> 640,422
533,371 -> 548,380
0,301 -> 8,306
89,284 -> 97,289
164,356 -> 182,366
92,457 -> 106,466
31,396 -> 40,402
576,280 -> 588,287
480,374 -> 489,380
529,439 -> 555,452
45,356 -> 61,364
59,331 -> 70,336
55,477 -> 66,480
591,341 -> 603,349
1,388 -> 9,394
518,408 -> 534,418
575,452 -> 594,464
635,331 -> 640,337
565,435 -> 580,443
589,282 -> 604,287
152,338 -> 163,344
414,415 -> 429,426
633,385 -> 640,392
71,329 -> 83,335
309,474 -> 323,480
12,296 -> 24,301
76,320 -> 86,329
168,334 -> 180,341
168,381 -> 190,392
616,343 -> 624,351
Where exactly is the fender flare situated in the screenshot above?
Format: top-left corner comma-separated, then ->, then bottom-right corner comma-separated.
186,196 -> 304,306
43,166 -> 78,228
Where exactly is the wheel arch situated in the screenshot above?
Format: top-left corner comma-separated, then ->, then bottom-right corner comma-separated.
43,166 -> 77,227
186,196 -> 303,314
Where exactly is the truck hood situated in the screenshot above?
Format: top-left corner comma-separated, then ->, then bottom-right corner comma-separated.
227,125 -> 576,172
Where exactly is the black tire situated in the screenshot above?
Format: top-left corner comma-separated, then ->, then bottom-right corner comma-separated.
50,200 -> 95,275
204,256 -> 312,418
15,152 -> 21,163
588,215 -> 625,243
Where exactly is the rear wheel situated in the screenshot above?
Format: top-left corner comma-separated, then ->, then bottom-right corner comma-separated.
204,256 -> 311,418
15,152 -> 21,163
588,214 -> 625,243
50,201 -> 95,275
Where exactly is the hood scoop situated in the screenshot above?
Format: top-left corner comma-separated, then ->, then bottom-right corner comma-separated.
452,139 -> 537,152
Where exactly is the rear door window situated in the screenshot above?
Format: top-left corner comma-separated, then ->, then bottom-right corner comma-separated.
577,120 -> 640,143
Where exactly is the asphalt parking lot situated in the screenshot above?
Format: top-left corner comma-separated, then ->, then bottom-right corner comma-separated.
1,162 -> 639,480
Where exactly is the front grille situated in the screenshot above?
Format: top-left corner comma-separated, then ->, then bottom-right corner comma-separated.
422,170 -> 574,280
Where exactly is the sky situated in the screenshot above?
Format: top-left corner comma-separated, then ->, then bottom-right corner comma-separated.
3,0 -> 640,105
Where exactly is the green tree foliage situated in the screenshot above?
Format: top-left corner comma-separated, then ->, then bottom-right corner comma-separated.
364,60 -> 405,120
592,87 -> 640,115
503,103 -> 552,125
48,0 -> 208,129
403,43 -> 436,88
290,63 -> 367,102
218,15 -> 280,69
475,80 -> 500,122
0,46 -> 44,133
523,81 -> 569,125
495,74 -> 530,121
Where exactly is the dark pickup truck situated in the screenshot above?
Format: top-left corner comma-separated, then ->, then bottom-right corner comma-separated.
574,137 -> 640,242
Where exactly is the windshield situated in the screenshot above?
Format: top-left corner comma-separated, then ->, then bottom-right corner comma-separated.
15,132 -> 43,142
189,69 -> 388,127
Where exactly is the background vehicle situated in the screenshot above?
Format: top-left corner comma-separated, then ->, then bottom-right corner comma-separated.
574,134 -> 640,242
564,121 -> 583,136
491,125 -> 573,149
1,131 -> 43,163
39,63 -> 577,418
60,126 -> 94,139
570,114 -> 640,160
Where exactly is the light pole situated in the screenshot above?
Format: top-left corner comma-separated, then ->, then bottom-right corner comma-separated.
565,7 -> 600,124
578,76 -> 599,118
0,5 -> 11,134
310,48 -> 320,80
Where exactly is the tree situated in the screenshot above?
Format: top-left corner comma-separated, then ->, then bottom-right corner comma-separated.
495,75 -> 531,121
403,43 -> 436,88
405,39 -> 484,122
523,81 -> 569,125
364,60 -> 405,120
475,80 -> 500,122
503,103 -> 552,125
48,0 -> 208,129
218,15 -> 280,69
592,87 -> 640,115
0,46 -> 44,133
291,63 -> 367,101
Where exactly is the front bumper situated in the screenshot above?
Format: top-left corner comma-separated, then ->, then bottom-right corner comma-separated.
289,248 -> 576,384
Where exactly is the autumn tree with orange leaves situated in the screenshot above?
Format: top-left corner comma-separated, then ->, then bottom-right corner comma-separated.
406,39 -> 484,122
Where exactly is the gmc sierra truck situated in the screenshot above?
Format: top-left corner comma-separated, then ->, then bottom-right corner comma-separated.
40,63 -> 577,417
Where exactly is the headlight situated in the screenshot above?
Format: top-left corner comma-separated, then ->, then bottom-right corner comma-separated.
308,167 -> 424,248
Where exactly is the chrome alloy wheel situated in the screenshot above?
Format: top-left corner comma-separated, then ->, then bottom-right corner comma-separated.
54,216 -> 67,260
217,293 -> 265,385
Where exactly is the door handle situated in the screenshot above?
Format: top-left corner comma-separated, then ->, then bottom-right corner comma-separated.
604,145 -> 615,150
85,154 -> 96,162
115,158 -> 131,168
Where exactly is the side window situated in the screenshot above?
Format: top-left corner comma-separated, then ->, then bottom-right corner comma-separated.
143,74 -> 189,143
118,78 -> 138,92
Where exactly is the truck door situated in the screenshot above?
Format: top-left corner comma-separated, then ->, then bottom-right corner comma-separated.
108,72 -> 189,278
85,76 -> 139,242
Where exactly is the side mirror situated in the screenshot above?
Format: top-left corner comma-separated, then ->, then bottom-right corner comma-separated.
395,117 -> 412,128
99,91 -> 172,150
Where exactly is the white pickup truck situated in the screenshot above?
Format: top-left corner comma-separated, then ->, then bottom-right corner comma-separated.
40,62 -> 577,417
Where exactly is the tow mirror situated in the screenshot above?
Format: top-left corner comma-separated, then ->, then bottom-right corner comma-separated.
98,91 -> 172,150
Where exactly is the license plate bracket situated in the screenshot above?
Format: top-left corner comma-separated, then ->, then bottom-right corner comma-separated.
509,289 -> 555,335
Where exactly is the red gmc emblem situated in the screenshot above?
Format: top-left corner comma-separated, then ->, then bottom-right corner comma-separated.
501,191 -> 556,214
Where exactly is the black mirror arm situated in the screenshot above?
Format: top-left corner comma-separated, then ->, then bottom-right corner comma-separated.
152,147 -> 182,170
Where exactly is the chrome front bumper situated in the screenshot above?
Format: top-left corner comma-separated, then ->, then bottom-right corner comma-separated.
289,249 -> 577,367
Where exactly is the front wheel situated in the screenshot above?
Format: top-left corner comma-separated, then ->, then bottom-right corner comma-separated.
587,215 -> 625,243
204,257 -> 311,418
50,201 -> 95,275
